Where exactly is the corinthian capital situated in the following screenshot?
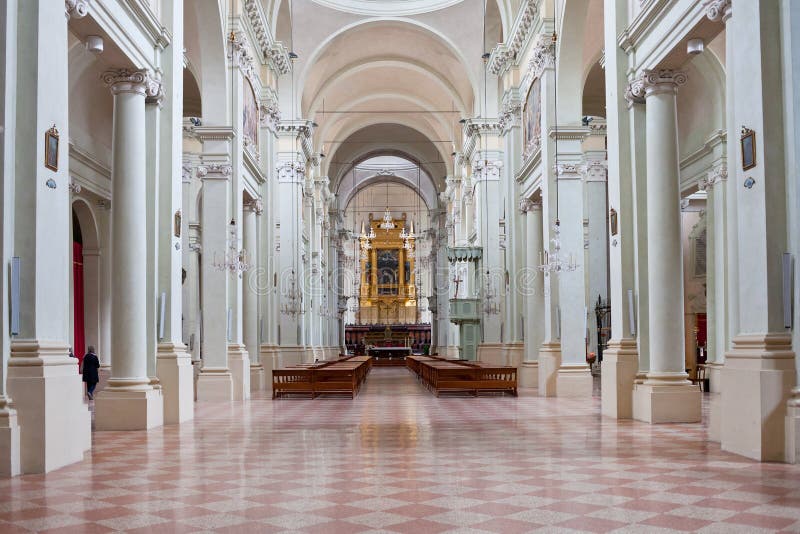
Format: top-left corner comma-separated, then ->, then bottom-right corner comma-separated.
65,0 -> 89,20
101,69 -> 162,98
704,0 -> 732,23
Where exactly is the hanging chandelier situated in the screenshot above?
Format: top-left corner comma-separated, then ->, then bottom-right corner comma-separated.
281,269 -> 303,317
482,271 -> 500,315
213,219 -> 250,277
538,220 -> 577,274
379,206 -> 395,230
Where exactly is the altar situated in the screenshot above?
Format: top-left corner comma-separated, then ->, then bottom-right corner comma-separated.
368,346 -> 411,366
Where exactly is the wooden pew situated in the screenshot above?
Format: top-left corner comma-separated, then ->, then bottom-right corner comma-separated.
406,355 -> 517,397
272,355 -> 373,399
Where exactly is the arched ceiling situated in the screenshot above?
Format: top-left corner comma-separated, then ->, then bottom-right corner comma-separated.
327,124 -> 447,195
308,0 -> 466,16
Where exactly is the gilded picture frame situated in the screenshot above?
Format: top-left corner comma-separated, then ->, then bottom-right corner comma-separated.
741,127 -> 756,171
45,125 -> 59,171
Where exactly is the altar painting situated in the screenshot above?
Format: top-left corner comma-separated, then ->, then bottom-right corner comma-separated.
523,77 -> 542,157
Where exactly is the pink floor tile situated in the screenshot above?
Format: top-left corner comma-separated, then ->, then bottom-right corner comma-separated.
2,368 -> 799,534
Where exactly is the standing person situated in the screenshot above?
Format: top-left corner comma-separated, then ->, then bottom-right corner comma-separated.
82,346 -> 100,400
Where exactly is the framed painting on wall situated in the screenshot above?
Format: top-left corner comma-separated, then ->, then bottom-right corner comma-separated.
45,125 -> 59,171
243,78 -> 259,147
523,77 -> 542,158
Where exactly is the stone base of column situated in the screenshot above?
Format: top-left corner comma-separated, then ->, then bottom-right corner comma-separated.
519,361 -> 539,391
632,376 -> 701,424
8,341 -> 91,473
260,344 -> 278,391
505,342 -> 525,368
601,338 -> 638,419
95,385 -> 164,431
278,345 -> 307,367
156,343 -> 194,424
477,343 -> 505,364
227,344 -> 251,401
443,345 -> 460,359
196,369 -> 233,401
0,399 -> 21,477
556,364 -> 593,397
721,334 -> 795,461
538,342 -> 561,397
786,389 -> 800,464
708,392 -> 722,442
250,364 -> 265,392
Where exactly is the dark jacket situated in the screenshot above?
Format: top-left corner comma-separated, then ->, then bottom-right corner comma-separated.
82,352 -> 100,383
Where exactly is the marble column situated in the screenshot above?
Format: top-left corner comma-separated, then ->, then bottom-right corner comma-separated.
520,199 -> 543,390
244,198 -> 265,391
94,69 -> 164,430
631,69 -> 701,423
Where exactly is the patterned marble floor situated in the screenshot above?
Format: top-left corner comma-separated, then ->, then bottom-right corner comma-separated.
2,368 -> 800,533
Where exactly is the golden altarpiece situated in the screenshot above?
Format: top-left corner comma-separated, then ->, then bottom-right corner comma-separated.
358,214 -> 417,324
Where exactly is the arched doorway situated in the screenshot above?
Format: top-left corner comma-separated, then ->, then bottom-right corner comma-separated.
71,200 -> 102,372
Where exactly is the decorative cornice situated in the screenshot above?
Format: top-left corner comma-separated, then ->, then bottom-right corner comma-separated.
704,0 -> 731,23
65,0 -> 89,20
194,126 -> 236,141
555,163 -> 583,179
101,68 -> 161,98
242,0 -> 292,74
487,0 -> 540,76
268,42 -> 292,76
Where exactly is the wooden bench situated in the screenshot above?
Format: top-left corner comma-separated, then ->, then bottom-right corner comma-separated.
406,355 -> 517,397
272,355 -> 373,399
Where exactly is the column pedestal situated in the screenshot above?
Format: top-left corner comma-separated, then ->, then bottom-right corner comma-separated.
278,345 -> 307,367
250,364 -> 265,392
632,378 -> 701,424
228,344 -> 250,401
601,339 -> 639,418
8,342 -> 91,472
156,342 -> 194,424
538,342 -> 561,397
706,362 -> 724,442
556,364 -> 593,397
786,389 -> 800,464
519,361 -> 539,391
477,342 -> 505,364
504,342 -> 525,368
0,399 -> 21,477
260,344 -> 278,391
721,334 -> 795,461
196,369 -> 234,401
95,388 -> 163,431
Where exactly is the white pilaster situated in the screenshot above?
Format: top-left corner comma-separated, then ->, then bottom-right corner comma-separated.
520,199 -> 543,390
243,198 -> 265,391
197,160 -> 234,400
720,0 -> 796,461
155,0 -> 193,424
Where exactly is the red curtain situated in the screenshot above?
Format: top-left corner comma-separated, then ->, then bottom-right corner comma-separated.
72,242 -> 85,367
